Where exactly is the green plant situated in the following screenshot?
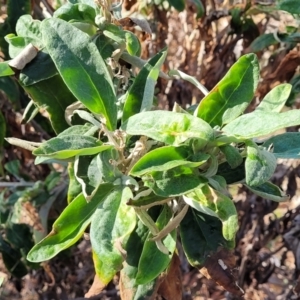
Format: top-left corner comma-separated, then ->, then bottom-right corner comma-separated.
1,0 -> 300,297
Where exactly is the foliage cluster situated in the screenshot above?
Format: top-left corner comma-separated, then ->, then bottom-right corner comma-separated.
0,0 -> 300,297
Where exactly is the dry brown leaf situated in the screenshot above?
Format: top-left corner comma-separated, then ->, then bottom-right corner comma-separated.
157,253 -> 183,300
200,248 -> 244,297
84,274 -> 106,298
8,43 -> 38,70
116,17 -> 152,35
20,201 -> 44,232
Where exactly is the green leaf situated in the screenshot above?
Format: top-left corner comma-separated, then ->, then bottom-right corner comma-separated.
131,146 -> 185,176
94,34 -> 115,60
97,148 -> 122,182
277,0 -> 300,14
245,143 -> 277,186
0,77 -> 19,105
256,84 -> 291,113
195,53 -> 259,127
20,74 -> 78,134
219,144 -> 243,169
122,111 -> 214,146
15,15 -> 43,48
246,182 -> 289,202
67,162 -> 82,203
263,132 -> 300,158
0,111 -> 6,147
183,185 -> 238,241
169,69 -> 208,96
122,49 -> 167,122
54,3 -> 96,23
217,161 -> 245,184
222,110 -> 300,138
58,123 -> 97,137
91,186 -> 136,284
0,236 -> 28,278
250,33 -> 282,52
143,166 -> 207,197
124,31 -> 141,56
69,0 -> 97,9
136,205 -> 176,284
126,191 -> 166,208
0,62 -> 15,76
120,214 -> 159,299
33,135 -> 112,160
7,0 -> 31,34
41,18 -> 117,130
74,155 -> 100,198
190,0 -> 205,18
167,0 -> 185,11
130,145 -> 209,176
180,208 -> 233,268
27,183 -> 114,262
20,50 -> 58,86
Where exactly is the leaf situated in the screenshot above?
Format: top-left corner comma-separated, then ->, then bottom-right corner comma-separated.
90,186 -> 136,284
167,0 -> 185,11
33,135 -> 112,160
169,69 -> 208,96
136,205 -> 176,284
246,182 -> 289,202
277,0 -> 300,14
183,185 -> 238,241
0,62 -> 15,77
127,191 -> 167,208
200,248 -> 244,296
157,254 -> 183,300
222,110 -> 300,139
15,15 -> 43,48
94,34 -> 115,60
67,162 -> 82,203
245,143 -> 277,186
190,0 -> 205,18
219,144 -> 243,169
74,155 -> 101,198
180,208 -> 233,268
250,33 -> 282,52
121,111 -> 214,147
263,132 -> 300,158
195,54 -> 259,127
41,18 -> 117,130
20,50 -> 58,86
20,74 -> 78,134
27,183 -> 114,262
143,166 -> 207,197
84,274 -> 106,298
68,0 -> 97,9
0,111 -> 6,147
130,146 -> 209,176
120,214 -> 160,300
0,77 -> 19,106
256,84 -> 292,113
122,49 -> 167,122
54,3 -> 96,23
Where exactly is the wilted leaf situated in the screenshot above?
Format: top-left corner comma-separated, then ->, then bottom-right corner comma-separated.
200,248 -> 244,296
157,254 -> 183,300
